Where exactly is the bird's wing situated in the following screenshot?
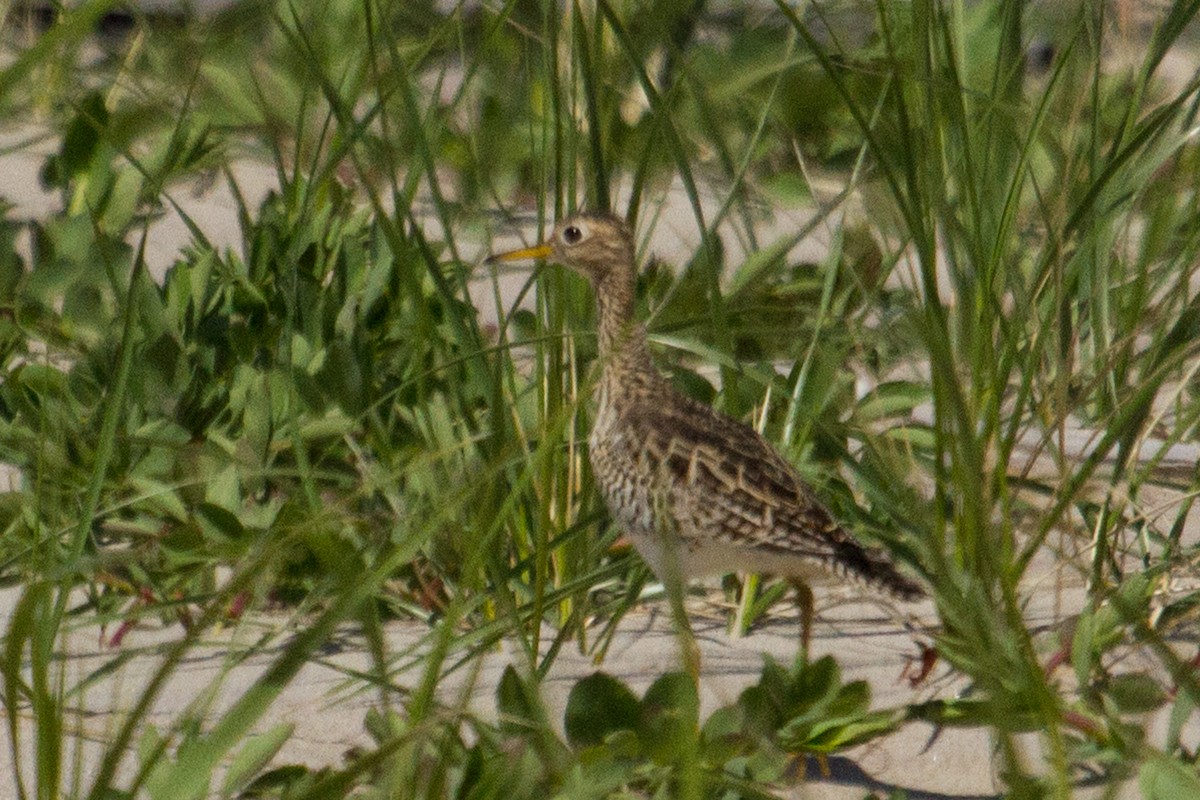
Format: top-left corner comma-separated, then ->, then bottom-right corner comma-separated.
623,390 -> 925,599
624,391 -> 843,553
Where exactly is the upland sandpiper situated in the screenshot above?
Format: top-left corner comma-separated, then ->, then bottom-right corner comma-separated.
488,212 -> 924,672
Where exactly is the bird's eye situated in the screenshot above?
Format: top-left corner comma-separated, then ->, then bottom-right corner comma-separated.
562,225 -> 583,245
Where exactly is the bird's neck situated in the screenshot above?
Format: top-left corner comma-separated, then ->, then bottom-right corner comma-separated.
593,271 -> 659,397
594,271 -> 639,354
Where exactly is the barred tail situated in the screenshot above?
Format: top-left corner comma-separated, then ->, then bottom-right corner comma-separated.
833,538 -> 926,602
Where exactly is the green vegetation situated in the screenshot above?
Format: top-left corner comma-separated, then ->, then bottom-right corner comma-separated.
2,0 -> 1200,796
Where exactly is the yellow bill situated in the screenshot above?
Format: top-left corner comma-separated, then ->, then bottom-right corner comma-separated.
485,243 -> 553,264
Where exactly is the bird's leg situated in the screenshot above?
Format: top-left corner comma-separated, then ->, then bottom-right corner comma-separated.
665,569 -> 701,682
652,501 -> 700,682
789,579 -> 814,662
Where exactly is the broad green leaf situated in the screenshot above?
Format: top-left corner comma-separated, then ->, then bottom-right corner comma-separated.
220,722 -> 294,796
855,381 -> 931,421
204,465 -> 242,513
564,672 -> 640,749
1140,751 -> 1200,800
195,502 -> 246,542
497,666 -> 542,736
58,92 -> 110,180
804,708 -> 903,752
1072,604 -> 1123,687
1165,689 -> 1198,755
882,425 -> 936,450
639,672 -> 699,765
1105,673 -> 1167,715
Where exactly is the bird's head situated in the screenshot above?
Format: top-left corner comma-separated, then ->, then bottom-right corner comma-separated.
487,212 -> 635,284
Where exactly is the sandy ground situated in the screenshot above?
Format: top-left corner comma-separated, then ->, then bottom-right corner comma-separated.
0,581 -> 1086,799
0,568 -> 1191,799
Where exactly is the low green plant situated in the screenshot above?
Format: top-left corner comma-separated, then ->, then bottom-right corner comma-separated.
206,655 -> 905,800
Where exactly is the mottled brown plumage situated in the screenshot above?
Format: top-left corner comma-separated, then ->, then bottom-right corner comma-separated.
488,212 -> 924,607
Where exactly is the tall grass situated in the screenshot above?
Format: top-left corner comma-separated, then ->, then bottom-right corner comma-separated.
1,0 -> 1200,796
772,0 -> 1200,794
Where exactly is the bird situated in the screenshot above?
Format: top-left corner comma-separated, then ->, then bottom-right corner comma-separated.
487,212 -> 924,674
